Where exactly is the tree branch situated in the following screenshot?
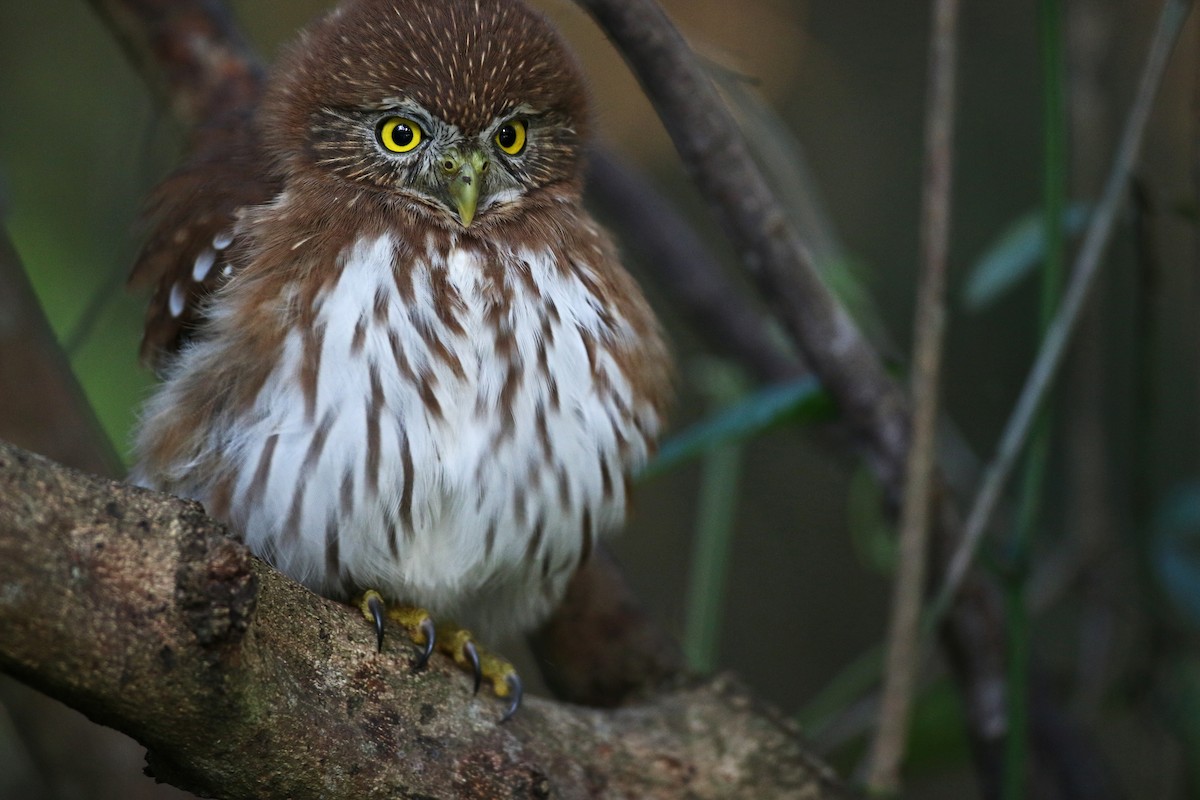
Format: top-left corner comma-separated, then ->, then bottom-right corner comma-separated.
573,0 -> 910,491
0,439 -> 850,799
85,0 -> 262,129
0,229 -> 121,479
868,0 -> 961,790
572,0 -> 1016,790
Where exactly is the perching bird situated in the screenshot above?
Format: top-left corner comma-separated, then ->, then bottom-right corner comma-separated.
128,0 -> 671,718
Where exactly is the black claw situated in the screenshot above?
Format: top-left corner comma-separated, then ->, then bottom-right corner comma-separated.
463,641 -> 482,695
500,673 -> 523,723
412,617 -> 436,672
367,594 -> 386,654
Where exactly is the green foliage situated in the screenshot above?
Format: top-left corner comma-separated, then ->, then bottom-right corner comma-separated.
681,361 -> 748,673
1000,3 -> 1068,796
960,203 -> 1088,312
641,375 -> 833,480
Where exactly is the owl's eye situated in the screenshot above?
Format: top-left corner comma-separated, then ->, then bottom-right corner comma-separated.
377,117 -> 423,153
494,120 -> 527,156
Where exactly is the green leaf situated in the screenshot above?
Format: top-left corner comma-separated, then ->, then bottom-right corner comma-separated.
962,203 -> 1089,311
639,376 -> 832,480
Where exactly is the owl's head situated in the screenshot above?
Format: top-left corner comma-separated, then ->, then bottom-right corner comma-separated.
261,0 -> 589,229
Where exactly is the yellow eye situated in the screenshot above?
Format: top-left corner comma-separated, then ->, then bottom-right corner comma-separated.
494,120 -> 527,155
377,116 -> 423,153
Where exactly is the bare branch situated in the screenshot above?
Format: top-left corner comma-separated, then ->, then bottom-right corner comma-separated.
85,0 -> 261,129
572,0 -> 911,491
868,0 -> 962,791
571,0 -> 1016,790
0,439 -> 850,800
934,0 -> 1194,618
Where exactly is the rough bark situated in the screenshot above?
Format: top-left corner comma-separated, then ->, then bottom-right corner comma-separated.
0,439 -> 850,799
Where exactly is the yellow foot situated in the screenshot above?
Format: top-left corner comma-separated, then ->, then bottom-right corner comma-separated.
356,590 -> 523,721
358,590 -> 435,668
436,622 -> 523,722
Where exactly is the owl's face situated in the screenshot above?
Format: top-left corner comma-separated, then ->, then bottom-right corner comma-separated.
261,0 -> 589,229
307,99 -> 555,227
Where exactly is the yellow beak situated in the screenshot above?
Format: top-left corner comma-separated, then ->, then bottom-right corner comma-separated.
443,149 -> 490,227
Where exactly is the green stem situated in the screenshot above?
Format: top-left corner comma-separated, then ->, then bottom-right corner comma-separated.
1002,1 -> 1066,796
1002,419 -> 1048,799
683,440 -> 742,671
683,362 -> 746,673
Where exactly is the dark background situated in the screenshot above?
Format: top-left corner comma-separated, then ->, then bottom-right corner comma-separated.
2,0 -> 1197,796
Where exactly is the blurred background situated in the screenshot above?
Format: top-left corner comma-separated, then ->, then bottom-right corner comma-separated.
1,0 -> 1198,797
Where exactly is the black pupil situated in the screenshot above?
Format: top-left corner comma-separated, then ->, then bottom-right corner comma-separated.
498,125 -> 518,149
390,122 -> 413,147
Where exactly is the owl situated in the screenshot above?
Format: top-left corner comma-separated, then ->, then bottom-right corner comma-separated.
128,0 -> 671,718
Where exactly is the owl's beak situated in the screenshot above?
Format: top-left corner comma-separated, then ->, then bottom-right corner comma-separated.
443,149 -> 490,227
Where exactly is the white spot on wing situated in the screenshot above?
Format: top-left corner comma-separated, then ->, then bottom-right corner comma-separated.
168,281 -> 186,317
192,248 -> 216,282
213,230 -> 234,250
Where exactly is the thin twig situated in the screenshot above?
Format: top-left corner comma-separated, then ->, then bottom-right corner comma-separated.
575,1 -> 1020,788
574,0 -> 911,491
866,0 -> 961,792
933,0 -> 1194,616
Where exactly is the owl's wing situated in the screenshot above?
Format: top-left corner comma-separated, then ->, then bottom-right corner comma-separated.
130,110 -> 279,371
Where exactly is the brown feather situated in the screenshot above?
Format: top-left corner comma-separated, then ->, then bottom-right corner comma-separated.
261,0 -> 588,166
131,110 -> 278,369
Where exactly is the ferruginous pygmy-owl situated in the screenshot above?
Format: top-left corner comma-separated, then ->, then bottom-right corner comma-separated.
129,0 -> 671,717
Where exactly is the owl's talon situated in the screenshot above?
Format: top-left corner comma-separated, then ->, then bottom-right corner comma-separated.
355,600 -> 521,720
359,596 -> 439,671
413,617 -> 436,672
462,640 -> 482,695
366,593 -> 386,653
500,673 -> 523,723
358,590 -> 389,653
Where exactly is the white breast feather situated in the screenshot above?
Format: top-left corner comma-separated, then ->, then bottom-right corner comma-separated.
142,232 -> 658,638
